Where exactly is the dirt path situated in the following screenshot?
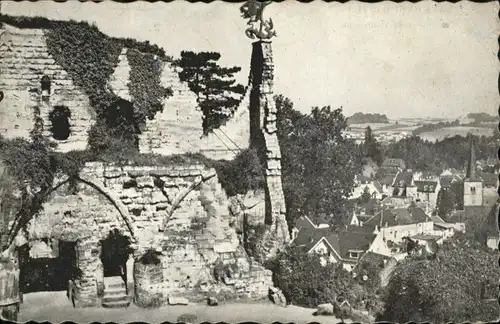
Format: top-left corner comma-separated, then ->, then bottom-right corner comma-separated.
18,291 -> 348,324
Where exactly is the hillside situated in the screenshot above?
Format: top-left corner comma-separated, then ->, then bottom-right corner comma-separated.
347,112 -> 389,125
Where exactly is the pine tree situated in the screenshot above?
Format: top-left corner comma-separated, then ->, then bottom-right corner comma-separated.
174,51 -> 245,133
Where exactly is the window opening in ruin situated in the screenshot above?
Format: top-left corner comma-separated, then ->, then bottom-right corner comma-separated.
48,105 -> 71,141
106,98 -> 140,147
100,229 -> 133,287
41,75 -> 51,97
123,179 -> 138,189
0,90 -> 4,103
18,240 -> 77,294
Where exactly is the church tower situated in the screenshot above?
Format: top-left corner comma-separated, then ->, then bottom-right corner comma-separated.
463,138 -> 483,207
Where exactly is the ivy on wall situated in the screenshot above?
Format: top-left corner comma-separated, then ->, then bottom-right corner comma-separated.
0,14 -> 171,152
126,48 -> 173,128
0,15 -> 266,245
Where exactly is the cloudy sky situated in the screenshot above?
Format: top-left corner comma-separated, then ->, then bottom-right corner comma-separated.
3,1 -> 498,119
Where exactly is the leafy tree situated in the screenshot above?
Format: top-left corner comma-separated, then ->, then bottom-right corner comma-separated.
174,51 -> 245,133
265,245 -> 355,308
209,148 -> 265,197
379,238 -> 500,322
275,95 -> 363,228
0,131 -> 54,250
363,126 -> 383,165
383,134 -> 496,173
450,180 -> 464,210
436,188 -> 455,217
360,186 -> 372,204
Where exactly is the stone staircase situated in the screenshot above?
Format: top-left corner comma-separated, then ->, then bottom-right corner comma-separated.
102,276 -> 130,308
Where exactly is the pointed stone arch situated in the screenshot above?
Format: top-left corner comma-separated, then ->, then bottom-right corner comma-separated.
7,174 -> 137,246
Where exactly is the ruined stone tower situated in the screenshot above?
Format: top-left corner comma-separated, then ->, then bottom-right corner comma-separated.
248,40 -> 290,262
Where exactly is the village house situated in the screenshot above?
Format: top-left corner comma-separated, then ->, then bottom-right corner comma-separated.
391,170 -> 414,197
293,223 -> 377,271
406,180 -> 441,211
412,171 -> 439,182
445,140 -> 498,250
431,215 -> 465,239
439,173 -> 462,190
380,158 -> 406,176
349,175 -> 384,200
291,215 -> 317,241
361,157 -> 379,179
357,207 -> 434,256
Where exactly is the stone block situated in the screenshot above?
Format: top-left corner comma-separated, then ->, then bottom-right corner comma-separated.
316,303 -> 334,316
136,176 -> 155,188
168,296 -> 189,305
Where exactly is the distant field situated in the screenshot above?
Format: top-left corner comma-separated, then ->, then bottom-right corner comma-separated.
417,126 -> 496,142
348,123 -> 392,130
348,122 -> 419,134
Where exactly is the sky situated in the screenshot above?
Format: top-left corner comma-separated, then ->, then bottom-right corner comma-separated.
3,1 -> 498,119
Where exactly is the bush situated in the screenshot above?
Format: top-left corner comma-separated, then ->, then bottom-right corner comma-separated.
379,238 -> 500,322
265,245 -> 356,308
138,249 -> 162,265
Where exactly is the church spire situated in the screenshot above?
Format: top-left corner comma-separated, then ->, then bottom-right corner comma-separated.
465,137 -> 478,181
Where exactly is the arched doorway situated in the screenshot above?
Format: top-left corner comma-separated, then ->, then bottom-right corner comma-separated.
100,229 -> 133,281
18,239 -> 78,294
6,176 -> 137,308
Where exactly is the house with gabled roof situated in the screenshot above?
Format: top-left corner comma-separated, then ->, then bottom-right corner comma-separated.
291,215 -> 317,242
381,158 -> 406,173
360,207 -> 434,256
391,170 -> 414,197
293,226 -> 377,271
406,179 -> 441,211
349,175 -> 384,200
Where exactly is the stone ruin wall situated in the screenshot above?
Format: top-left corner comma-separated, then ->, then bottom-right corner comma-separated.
113,48 -> 251,160
0,23 -> 250,159
0,24 -> 93,152
19,162 -> 273,306
248,41 -> 289,262
1,22 -> 289,304
198,80 -> 251,161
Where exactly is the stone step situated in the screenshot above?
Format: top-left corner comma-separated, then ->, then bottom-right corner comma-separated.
103,293 -> 129,303
104,287 -> 127,296
102,300 -> 131,309
103,276 -> 126,289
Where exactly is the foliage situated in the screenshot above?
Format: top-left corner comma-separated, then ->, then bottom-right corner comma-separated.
243,223 -> 267,258
138,249 -> 163,265
436,187 -> 456,217
379,238 -> 500,322
383,134 -> 496,172
467,112 -> 497,124
0,130 -> 56,247
0,14 -> 171,152
360,187 -> 372,204
265,245 -> 369,309
0,14 -> 166,57
412,119 -> 460,135
126,48 -> 173,132
174,51 -> 245,133
455,204 -> 498,247
209,148 -> 265,197
362,126 -> 383,165
347,113 -> 389,124
275,95 -> 363,229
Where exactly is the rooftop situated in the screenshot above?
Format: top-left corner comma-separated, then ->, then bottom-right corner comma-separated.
413,180 -> 439,193
364,207 -> 430,227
